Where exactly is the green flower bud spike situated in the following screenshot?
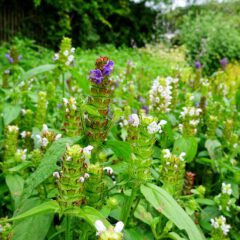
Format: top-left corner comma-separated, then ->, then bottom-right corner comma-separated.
62,97 -> 81,137
55,144 -> 93,209
160,149 -> 186,197
84,163 -> 105,209
3,125 -> 19,172
34,91 -> 47,129
21,109 -> 33,131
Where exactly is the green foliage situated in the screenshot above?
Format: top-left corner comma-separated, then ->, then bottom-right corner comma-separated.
180,11 -> 240,75
141,183 -> 206,240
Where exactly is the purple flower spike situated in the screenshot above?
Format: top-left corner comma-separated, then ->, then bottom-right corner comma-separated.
194,61 -> 202,69
103,60 -> 114,76
220,58 -> 228,69
5,53 -> 14,63
89,69 -> 104,84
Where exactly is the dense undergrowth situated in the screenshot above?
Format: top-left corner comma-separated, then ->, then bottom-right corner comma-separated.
0,38 -> 239,240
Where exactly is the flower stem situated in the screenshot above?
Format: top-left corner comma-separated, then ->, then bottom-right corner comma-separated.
62,72 -> 65,98
65,215 -> 72,240
121,188 -> 137,224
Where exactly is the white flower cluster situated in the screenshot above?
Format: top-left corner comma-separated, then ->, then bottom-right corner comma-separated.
149,76 -> 177,113
63,97 -> 77,113
222,182 -> 232,196
53,47 -> 75,66
16,149 -> 27,161
7,125 -> 19,133
95,220 -> 124,237
179,106 -> 202,134
147,120 -> 167,134
35,124 -> 62,148
180,106 -> 202,119
162,149 -> 186,169
210,216 -> 231,236
128,114 -> 140,127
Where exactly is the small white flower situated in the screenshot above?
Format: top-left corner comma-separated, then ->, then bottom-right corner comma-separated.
222,182 -> 232,195
179,152 -> 186,161
55,134 -> 62,140
63,98 -> 68,106
210,218 -> 219,229
21,131 -> 27,138
65,61 -> 70,66
103,167 -> 113,175
114,221 -> 124,233
53,172 -> 60,179
66,156 -> 72,161
147,121 -> 160,134
68,55 -> 74,62
53,53 -> 59,61
95,220 -> 106,235
63,50 -> 69,56
159,120 -> 167,126
233,143 -> 238,149
83,145 -> 94,159
42,137 -> 49,147
79,176 -> 85,183
42,124 -> 48,133
221,223 -> 231,235
71,47 -> 75,53
163,149 -> 171,159
84,173 -> 90,179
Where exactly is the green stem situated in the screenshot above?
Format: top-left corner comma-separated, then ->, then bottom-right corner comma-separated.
65,215 -> 72,240
121,188 -> 137,224
62,72 -> 65,98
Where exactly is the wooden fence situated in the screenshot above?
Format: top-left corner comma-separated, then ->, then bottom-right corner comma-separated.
0,6 -> 25,42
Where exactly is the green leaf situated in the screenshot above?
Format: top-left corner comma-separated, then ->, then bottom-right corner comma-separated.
134,203 -> 153,226
3,104 -> 21,125
2,200 -> 59,223
5,174 -> 24,207
65,206 -> 111,228
11,198 -> 54,240
124,228 -> 154,240
106,140 -> 131,160
173,136 -> 198,162
22,137 -> 80,200
141,183 -> 206,240
22,64 -> 56,81
205,139 -> 222,160
168,232 -> 187,240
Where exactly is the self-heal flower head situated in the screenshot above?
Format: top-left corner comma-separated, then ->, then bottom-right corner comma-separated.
210,216 -> 231,236
89,69 -> 104,84
103,60 -> 114,76
147,121 -> 160,134
222,182 -> 232,196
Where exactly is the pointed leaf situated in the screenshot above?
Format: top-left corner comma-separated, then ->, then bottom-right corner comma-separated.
141,183 -> 206,240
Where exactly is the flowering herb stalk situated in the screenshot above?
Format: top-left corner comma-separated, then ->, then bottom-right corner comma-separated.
34,91 -> 47,129
86,56 -> 114,142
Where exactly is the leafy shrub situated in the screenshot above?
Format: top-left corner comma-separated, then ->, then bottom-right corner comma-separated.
180,11 -> 240,75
